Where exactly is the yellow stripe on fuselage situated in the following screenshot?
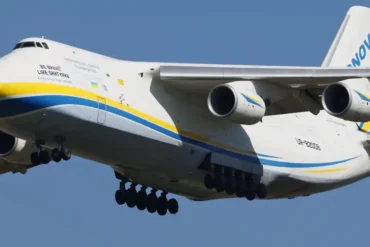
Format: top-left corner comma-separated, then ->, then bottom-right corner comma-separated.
305,167 -> 348,173
0,82 -> 262,157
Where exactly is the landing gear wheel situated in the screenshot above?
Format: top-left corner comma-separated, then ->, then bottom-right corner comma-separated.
225,179 -> 235,195
146,193 -> 157,213
204,174 -> 214,189
245,185 -> 256,201
256,183 -> 267,199
61,148 -> 71,161
126,189 -> 137,208
235,188 -> 245,198
39,150 -> 51,164
136,190 -> 147,211
51,148 -> 62,162
167,199 -> 179,214
157,197 -> 168,216
214,176 -> 224,192
246,190 -> 256,201
30,152 -> 40,166
234,179 -> 244,197
115,190 -> 126,205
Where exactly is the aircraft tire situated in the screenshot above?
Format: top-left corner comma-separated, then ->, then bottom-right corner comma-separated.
167,199 -> 179,214
30,152 -> 40,166
225,179 -> 235,195
235,179 -> 244,197
256,184 -> 267,199
204,174 -> 214,189
61,148 -> 72,161
214,176 -> 224,192
245,186 -> 256,201
157,197 -> 168,216
235,188 -> 244,198
126,189 -> 137,208
51,148 -> 62,162
146,193 -> 157,213
39,150 -> 51,164
115,190 -> 126,205
136,191 -> 147,211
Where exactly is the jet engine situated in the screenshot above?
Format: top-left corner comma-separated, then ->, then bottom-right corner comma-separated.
207,81 -> 266,125
322,81 -> 370,122
0,131 -> 32,164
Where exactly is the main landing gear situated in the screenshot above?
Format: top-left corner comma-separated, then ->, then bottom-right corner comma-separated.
114,173 -> 179,216
203,165 -> 268,201
30,139 -> 72,166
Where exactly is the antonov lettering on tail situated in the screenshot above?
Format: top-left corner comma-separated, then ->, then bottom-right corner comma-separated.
2,6 -> 370,216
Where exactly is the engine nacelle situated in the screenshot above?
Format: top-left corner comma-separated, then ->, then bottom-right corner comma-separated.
207,81 -> 266,125
0,131 -> 32,164
322,81 -> 370,122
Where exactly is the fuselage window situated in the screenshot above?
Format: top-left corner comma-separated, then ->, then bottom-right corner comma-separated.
42,42 -> 49,49
36,42 -> 43,48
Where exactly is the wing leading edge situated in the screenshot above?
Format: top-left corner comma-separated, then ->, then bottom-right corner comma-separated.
158,64 -> 370,88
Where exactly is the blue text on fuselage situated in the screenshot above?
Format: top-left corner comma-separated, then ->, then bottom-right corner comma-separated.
348,34 -> 370,67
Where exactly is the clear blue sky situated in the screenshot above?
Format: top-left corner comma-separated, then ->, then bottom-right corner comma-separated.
0,0 -> 369,246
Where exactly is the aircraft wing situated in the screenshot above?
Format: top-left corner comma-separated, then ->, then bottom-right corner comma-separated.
158,64 -> 370,89
157,64 -> 370,115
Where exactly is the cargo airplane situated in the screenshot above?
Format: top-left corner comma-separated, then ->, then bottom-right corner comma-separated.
1,6 -> 370,216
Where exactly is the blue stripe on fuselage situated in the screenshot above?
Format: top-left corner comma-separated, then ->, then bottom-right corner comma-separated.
0,95 -> 359,168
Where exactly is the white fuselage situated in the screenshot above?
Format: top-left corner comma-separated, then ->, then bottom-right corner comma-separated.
0,38 -> 369,201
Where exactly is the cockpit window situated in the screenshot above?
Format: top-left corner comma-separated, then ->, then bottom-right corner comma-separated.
42,42 -> 49,49
21,42 -> 36,48
13,41 -> 50,50
13,43 -> 22,50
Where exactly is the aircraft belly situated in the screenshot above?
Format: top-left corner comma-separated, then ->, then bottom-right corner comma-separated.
0,105 -> 206,177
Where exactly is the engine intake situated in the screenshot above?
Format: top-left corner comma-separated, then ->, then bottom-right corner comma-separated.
207,82 -> 266,125
322,81 -> 370,122
0,131 -> 17,156
322,83 -> 351,116
208,85 -> 237,117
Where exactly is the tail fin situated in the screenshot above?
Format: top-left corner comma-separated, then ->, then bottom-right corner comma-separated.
322,6 -> 370,133
322,6 -> 370,68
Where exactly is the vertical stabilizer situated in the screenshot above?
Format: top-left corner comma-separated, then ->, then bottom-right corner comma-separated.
322,6 -> 370,68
